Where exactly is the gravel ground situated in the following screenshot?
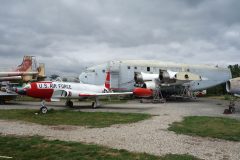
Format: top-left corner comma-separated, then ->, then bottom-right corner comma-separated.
0,98 -> 240,160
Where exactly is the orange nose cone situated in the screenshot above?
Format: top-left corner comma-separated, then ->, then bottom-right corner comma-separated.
133,88 -> 153,98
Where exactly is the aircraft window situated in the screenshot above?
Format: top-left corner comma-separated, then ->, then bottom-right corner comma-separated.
102,69 -> 105,73
134,66 -> 137,70
147,67 -> 150,72
85,76 -> 87,78
128,66 -> 131,69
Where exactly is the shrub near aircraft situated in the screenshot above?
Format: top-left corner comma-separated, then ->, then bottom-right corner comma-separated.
16,71 -> 132,113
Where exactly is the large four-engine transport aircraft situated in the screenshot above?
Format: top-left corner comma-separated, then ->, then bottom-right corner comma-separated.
79,60 -> 232,96
78,60 -> 236,103
16,71 -> 132,113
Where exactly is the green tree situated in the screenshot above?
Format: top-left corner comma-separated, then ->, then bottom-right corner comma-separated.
49,74 -> 60,80
228,64 -> 240,78
62,77 -> 68,82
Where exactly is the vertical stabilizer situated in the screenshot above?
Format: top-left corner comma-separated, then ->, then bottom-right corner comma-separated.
104,71 -> 111,90
16,56 -> 33,72
37,63 -> 46,81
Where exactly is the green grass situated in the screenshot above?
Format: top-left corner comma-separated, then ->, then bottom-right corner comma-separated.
168,116 -> 240,141
0,109 -> 152,128
0,135 -> 200,160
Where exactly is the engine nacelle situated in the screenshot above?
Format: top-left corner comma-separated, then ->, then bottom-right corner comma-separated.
134,72 -> 159,83
159,70 -> 176,83
142,81 -> 157,90
226,78 -> 240,95
159,70 -> 201,84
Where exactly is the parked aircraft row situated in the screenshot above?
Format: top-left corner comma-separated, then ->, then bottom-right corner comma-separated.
1,57 -> 240,114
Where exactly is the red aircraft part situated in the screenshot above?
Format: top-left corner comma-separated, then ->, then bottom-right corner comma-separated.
26,82 -> 54,100
133,88 -> 153,98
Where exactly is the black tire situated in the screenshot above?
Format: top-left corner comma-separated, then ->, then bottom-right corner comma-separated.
66,100 -> 73,108
65,101 -> 69,106
40,106 -> 48,114
230,107 -> 235,113
69,101 -> 73,108
0,100 -> 5,105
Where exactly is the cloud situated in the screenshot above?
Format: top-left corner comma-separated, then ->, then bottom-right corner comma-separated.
0,0 -> 239,76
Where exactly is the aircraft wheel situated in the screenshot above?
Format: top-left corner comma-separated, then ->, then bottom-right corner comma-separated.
0,100 -> 5,105
69,101 -> 73,108
66,100 -> 73,108
230,106 -> 235,113
40,106 -> 48,114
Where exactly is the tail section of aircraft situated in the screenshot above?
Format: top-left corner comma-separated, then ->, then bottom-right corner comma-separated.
0,56 -> 46,82
16,56 -> 33,72
104,71 -> 111,90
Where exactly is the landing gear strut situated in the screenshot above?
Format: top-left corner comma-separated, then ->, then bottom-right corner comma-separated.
224,96 -> 236,114
40,100 -> 48,114
92,97 -> 100,109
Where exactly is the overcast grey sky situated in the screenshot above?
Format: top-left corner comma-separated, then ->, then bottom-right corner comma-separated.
0,0 -> 239,76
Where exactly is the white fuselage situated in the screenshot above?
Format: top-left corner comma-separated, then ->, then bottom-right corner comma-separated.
79,60 -> 232,92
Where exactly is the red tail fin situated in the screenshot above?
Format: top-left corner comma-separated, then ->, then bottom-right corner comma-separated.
104,71 -> 110,90
16,56 -> 33,72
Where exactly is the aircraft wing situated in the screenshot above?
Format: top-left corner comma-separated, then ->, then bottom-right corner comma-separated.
78,92 -> 133,97
51,89 -> 132,99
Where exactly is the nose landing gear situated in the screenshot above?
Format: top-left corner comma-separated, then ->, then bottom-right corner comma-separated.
40,100 -> 48,114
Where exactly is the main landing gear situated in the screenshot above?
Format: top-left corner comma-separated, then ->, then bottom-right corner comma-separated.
0,99 -> 5,105
91,97 -> 100,109
65,100 -> 73,108
40,100 -> 48,114
224,96 -> 237,114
